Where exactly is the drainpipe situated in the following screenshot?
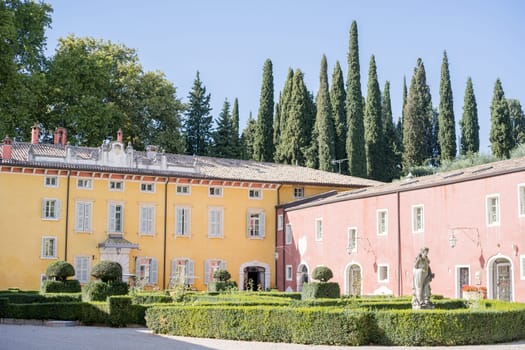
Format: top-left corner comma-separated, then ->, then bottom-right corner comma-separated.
64,171 -> 71,261
397,190 -> 402,296
275,184 -> 282,290
162,177 -> 169,289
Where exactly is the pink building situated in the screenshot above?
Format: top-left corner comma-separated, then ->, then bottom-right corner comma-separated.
276,156 -> 525,302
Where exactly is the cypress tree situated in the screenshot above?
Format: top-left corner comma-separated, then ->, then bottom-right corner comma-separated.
508,99 -> 525,145
402,76 -> 408,122
364,55 -> 383,180
212,99 -> 233,158
437,51 -> 456,161
330,60 -> 347,173
382,81 -> 400,181
459,77 -> 479,155
490,79 -> 513,158
231,98 -> 240,158
240,112 -> 257,160
274,69 -> 294,163
253,59 -> 275,162
273,99 -> 281,148
345,20 -> 366,177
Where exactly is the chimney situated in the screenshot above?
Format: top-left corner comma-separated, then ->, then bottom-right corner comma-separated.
2,136 -> 12,160
31,123 -> 39,144
53,127 -> 67,146
117,129 -> 123,142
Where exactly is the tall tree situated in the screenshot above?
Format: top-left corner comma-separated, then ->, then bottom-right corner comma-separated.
345,20 -> 366,177
437,51 -> 456,161
273,99 -> 281,150
364,55 -> 383,180
184,71 -> 213,156
274,69 -> 294,163
490,79 -> 513,159
230,97 -> 241,158
212,99 -> 234,158
240,112 -> 257,160
508,99 -> 525,145
253,59 -> 274,162
382,81 -> 400,181
459,77 -> 479,155
330,60 -> 347,173
401,76 -> 408,123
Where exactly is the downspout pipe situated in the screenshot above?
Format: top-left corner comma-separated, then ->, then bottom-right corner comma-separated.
64,170 -> 71,261
397,190 -> 402,296
162,177 -> 169,289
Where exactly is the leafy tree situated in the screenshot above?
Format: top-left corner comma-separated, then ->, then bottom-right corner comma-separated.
508,99 -> 525,145
437,51 -> 456,161
345,21 -> 366,177
240,112 -> 257,160
253,59 -> 274,162
273,99 -> 281,150
382,81 -> 401,181
330,60 -> 347,173
459,77 -> 479,155
212,99 -> 235,158
364,55 -> 383,180
490,79 -> 513,158
183,71 -> 213,156
213,269 -> 231,282
274,69 -> 294,163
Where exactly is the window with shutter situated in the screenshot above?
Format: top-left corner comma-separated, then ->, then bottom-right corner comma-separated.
139,205 -> 155,235
75,201 -> 92,232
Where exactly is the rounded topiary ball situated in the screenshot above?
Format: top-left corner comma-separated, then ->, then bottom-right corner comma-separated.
45,260 -> 75,282
312,266 -> 333,282
91,261 -> 122,283
213,269 -> 231,282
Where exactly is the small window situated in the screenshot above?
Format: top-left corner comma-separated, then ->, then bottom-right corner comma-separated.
175,206 -> 191,236
247,211 -> 265,238
170,258 -> 195,286
77,178 -> 92,189
277,214 -> 284,231
44,176 -> 58,188
521,255 -> 525,280
377,210 -> 388,236
109,181 -> 124,191
139,205 -> 155,235
176,185 -> 190,195
74,256 -> 91,283
315,218 -> 323,241
294,187 -> 304,199
108,203 -> 124,233
140,183 -> 155,193
41,236 -> 57,259
519,184 -> 525,217
347,227 -> 357,254
42,199 -> 60,220
412,205 -> 424,233
286,265 -> 293,281
209,186 -> 223,197
75,201 -> 92,233
249,189 -> 262,199
378,264 -> 389,282
135,257 -> 158,285
204,259 -> 226,285
208,207 -> 224,238
285,224 -> 292,244
486,195 -> 500,226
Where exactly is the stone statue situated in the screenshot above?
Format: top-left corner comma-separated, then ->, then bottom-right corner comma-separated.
412,247 -> 435,309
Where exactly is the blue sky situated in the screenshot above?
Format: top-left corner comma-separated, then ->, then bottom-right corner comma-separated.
44,0 -> 524,153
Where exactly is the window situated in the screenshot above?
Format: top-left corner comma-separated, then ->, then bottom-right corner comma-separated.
377,210 -> 388,236
285,224 -> 293,244
347,227 -> 357,254
139,205 -> 155,235
247,210 -> 265,238
486,195 -> 500,226
209,186 -> 222,197
42,199 -> 60,220
140,182 -> 155,193
77,178 -> 92,189
521,255 -> 525,280
208,207 -> 224,238
315,218 -> 323,241
412,205 -> 424,233
378,264 -> 389,282
74,256 -> 91,283
108,203 -> 124,233
277,214 -> 283,231
109,181 -> 123,191
41,236 -> 57,259
294,187 -> 304,199
75,201 -> 92,233
175,206 -> 191,236
170,258 -> 195,286
519,185 -> 525,217
204,259 -> 226,285
249,189 -> 262,199
44,176 -> 58,188
176,185 -> 190,195
286,265 -> 293,281
136,257 -> 158,285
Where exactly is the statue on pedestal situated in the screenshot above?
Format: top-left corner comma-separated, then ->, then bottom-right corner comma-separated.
412,247 -> 435,309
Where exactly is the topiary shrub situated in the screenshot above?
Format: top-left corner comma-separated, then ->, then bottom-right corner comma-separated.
312,266 -> 333,282
301,282 -> 340,299
213,269 -> 231,282
42,280 -> 81,293
83,281 -> 129,302
45,261 -> 75,282
91,261 -> 122,283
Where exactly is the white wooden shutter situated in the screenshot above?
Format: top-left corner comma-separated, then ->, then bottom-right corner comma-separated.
259,212 -> 265,237
150,258 -> 158,284
187,259 -> 195,285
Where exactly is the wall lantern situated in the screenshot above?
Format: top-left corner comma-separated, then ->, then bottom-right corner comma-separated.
448,232 -> 458,248
448,227 -> 480,249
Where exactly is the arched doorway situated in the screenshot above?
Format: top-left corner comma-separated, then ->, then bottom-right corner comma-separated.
346,263 -> 362,296
488,255 -> 513,301
239,261 -> 270,291
296,264 -> 309,292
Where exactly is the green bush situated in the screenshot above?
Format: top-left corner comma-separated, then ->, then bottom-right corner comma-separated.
0,291 -> 81,304
312,266 -> 333,282
208,281 -> 237,292
91,261 -> 123,282
6,302 -> 83,320
41,280 -> 81,293
45,260 -> 75,282
131,293 -> 173,304
0,298 -> 7,317
301,282 -> 340,299
213,269 -> 231,282
82,281 -> 128,301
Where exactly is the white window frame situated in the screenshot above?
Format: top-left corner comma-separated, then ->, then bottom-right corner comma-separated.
175,206 -> 191,236
294,187 -> 304,199
109,181 -> 124,192
347,227 -> 357,254
249,189 -> 262,199
520,255 -> 525,280
455,265 -> 471,298
277,214 -> 284,231
44,176 -> 58,188
76,178 -> 92,190
74,256 -> 91,283
42,198 -> 60,220
75,200 -> 93,233
108,202 -> 124,234
204,259 -> 226,285
208,207 -> 224,238
209,186 -> 223,197
315,218 -> 323,241
486,194 -> 500,227
377,209 -> 388,236
176,184 -> 191,195
519,184 -> 525,217
378,264 -> 389,283
139,204 -> 156,235
412,205 -> 424,233
136,257 -> 158,285
140,182 -> 155,193
286,265 -> 293,281
285,224 -> 293,245
170,258 -> 195,286
247,209 -> 265,238
41,236 -> 57,259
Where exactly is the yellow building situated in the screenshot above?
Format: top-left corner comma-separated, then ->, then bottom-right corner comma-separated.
0,128 -> 379,291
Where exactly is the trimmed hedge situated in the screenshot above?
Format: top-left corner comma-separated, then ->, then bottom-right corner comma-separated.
0,291 -> 81,304
83,281 -> 128,301
5,302 -> 83,321
131,293 -> 173,304
301,282 -> 340,299
207,281 -> 237,292
41,280 -> 81,293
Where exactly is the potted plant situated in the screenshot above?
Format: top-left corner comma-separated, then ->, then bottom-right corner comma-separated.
462,285 -> 487,300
